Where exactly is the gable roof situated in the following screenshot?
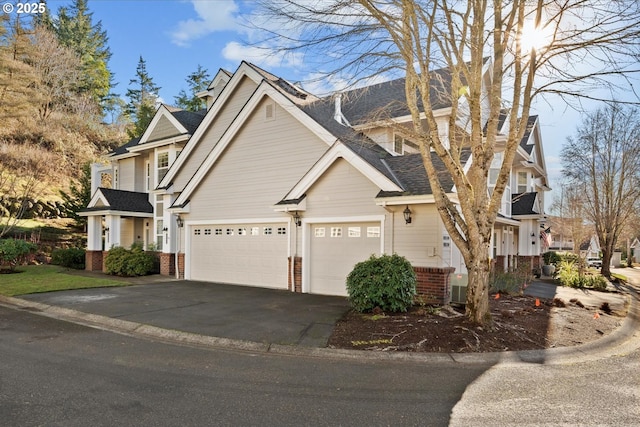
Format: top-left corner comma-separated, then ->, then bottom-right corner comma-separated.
81,188 -> 153,216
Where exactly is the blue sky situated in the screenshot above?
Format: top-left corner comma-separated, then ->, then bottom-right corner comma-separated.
45,0 -> 630,204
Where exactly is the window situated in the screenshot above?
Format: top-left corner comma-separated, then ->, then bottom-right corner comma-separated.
250,227 -> 259,236
145,160 -> 151,191
204,229 -> 212,235
277,227 -> 287,235
488,152 -> 503,195
226,228 -> 234,236
315,227 -> 325,238
215,228 -> 223,235
348,227 -> 361,237
394,135 -> 404,154
238,228 -> 247,236
155,196 -> 164,250
193,228 -> 201,236
157,151 -> 169,183
331,227 -> 342,237
367,227 -> 380,238
113,166 -> 119,190
264,227 -> 273,235
517,171 -> 528,193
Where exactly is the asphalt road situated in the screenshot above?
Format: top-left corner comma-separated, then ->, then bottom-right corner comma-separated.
0,306 -> 490,426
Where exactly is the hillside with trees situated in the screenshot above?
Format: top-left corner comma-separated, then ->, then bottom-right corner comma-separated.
0,1 -> 125,235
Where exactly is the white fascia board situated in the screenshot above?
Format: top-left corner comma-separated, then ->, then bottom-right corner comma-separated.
375,193 -> 460,206
495,216 -> 521,226
166,204 -> 190,214
272,198 -> 307,213
351,108 -> 452,131
282,143 -> 403,201
159,62 -> 267,189
128,134 -> 190,153
87,189 -> 109,209
109,152 -> 140,161
78,209 -> 153,218
138,105 -> 188,145
174,83 -> 339,207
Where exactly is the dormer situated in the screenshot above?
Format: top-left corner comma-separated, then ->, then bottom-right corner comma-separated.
197,69 -> 233,110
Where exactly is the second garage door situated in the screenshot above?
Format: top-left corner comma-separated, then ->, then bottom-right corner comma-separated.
309,222 -> 381,296
189,223 -> 288,289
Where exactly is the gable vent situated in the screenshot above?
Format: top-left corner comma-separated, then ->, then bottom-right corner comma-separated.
265,102 -> 275,121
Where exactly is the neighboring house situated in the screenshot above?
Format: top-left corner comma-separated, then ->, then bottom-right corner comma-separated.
630,238 -> 640,263
579,235 -> 601,259
80,60 -> 550,304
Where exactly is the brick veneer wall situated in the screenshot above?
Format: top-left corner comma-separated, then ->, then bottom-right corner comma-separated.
85,250 -> 103,272
288,256 -> 302,292
177,253 -> 185,279
159,253 -> 175,276
413,266 -> 455,305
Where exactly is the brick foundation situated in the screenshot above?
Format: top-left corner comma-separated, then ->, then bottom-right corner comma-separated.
288,256 -> 302,292
85,250 -> 103,272
413,266 -> 455,305
160,253 -> 175,276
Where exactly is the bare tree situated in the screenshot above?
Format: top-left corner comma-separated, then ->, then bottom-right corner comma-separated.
253,0 -> 640,324
562,105 -> 640,276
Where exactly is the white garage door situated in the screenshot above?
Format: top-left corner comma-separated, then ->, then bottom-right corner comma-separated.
309,222 -> 381,296
189,223 -> 288,289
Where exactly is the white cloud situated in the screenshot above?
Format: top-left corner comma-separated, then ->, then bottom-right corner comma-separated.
171,0 -> 240,46
222,41 -> 303,69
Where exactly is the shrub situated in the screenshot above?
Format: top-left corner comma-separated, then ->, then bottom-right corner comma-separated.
0,238 -> 36,271
104,243 -> 155,276
51,247 -> 86,269
346,253 -> 417,313
490,264 -> 533,294
556,259 -> 609,291
542,251 -> 562,266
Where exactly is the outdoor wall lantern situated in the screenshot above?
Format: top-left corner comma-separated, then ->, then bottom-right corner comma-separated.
104,227 -> 109,232
162,227 -> 168,232
176,215 -> 184,228
292,211 -> 302,227
403,205 -> 412,224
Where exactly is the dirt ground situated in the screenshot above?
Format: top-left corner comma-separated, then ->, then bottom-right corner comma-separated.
327,293 -> 626,353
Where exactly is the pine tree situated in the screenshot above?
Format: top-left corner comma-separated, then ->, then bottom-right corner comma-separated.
174,64 -> 210,111
59,162 -> 92,228
55,0 -> 112,106
126,56 -> 160,138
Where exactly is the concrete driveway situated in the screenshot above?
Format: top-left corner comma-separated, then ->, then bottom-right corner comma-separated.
20,280 -> 351,347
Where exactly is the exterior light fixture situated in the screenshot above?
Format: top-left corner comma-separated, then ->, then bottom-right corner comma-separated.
403,206 -> 412,224
162,227 -> 168,232
104,227 -> 109,232
292,211 -> 301,227
176,215 -> 184,228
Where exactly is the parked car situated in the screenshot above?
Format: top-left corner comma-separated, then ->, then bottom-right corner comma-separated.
586,257 -> 602,268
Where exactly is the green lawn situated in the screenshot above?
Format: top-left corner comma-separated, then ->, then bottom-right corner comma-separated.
0,265 -> 129,297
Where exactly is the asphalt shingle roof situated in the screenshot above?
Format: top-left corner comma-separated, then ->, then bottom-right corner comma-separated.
82,188 -> 153,214
511,192 -> 538,215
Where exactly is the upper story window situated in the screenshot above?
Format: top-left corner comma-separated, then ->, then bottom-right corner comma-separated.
157,151 -> 169,183
488,152 -> 503,194
113,166 -> 119,190
393,134 -> 419,155
145,160 -> 151,192
517,171 -> 528,193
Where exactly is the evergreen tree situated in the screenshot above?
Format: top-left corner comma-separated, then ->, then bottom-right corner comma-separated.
174,64 -> 210,111
55,0 -> 112,106
126,56 -> 160,138
59,162 -> 92,228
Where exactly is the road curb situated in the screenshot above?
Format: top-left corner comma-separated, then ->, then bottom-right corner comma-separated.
1,284 -> 638,365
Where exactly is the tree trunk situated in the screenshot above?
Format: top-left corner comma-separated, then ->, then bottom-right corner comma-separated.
465,243 -> 492,324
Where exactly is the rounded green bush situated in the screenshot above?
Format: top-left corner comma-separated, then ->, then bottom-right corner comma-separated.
104,244 -> 155,276
51,247 -> 86,269
346,253 -> 417,313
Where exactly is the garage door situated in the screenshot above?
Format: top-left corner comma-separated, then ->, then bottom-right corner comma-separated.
189,223 -> 288,289
310,222 -> 381,296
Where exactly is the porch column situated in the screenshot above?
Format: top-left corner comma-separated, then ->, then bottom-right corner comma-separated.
105,214 -> 121,249
85,215 -> 104,272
